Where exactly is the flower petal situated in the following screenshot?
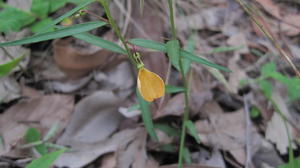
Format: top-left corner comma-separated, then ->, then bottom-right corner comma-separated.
137,68 -> 165,102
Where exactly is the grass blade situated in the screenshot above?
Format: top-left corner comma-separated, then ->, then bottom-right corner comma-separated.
165,85 -> 185,94
185,120 -> 200,144
73,33 -> 126,54
181,50 -> 231,72
137,90 -> 158,141
129,38 -> 230,72
37,0 -> 94,33
128,38 -> 166,52
0,21 -> 106,47
208,45 -> 244,54
26,149 -> 65,168
166,39 -> 180,70
0,55 -> 24,77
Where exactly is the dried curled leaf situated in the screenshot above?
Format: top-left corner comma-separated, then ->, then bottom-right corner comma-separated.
137,68 -> 165,102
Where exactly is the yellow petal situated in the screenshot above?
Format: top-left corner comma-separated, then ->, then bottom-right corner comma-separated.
137,68 -> 165,102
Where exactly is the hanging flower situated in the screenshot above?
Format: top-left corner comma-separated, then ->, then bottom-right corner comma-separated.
137,67 -> 165,102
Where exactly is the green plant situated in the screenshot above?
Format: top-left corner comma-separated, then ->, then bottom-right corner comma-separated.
0,0 -> 230,167
0,0 -> 93,33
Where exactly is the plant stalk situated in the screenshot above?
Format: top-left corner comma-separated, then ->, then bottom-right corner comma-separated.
99,0 -> 135,65
167,0 -> 190,167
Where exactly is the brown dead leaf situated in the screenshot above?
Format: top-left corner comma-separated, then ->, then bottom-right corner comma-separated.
0,89 -> 74,156
55,91 -> 128,167
256,0 -> 300,36
116,129 -> 152,168
53,38 -> 113,79
265,91 -> 296,154
191,149 -> 226,168
196,109 -> 262,164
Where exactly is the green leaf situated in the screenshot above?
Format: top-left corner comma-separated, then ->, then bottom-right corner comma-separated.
31,0 -> 50,19
0,55 -> 24,77
165,85 -> 185,94
43,122 -> 60,141
180,50 -> 231,72
30,18 -> 54,33
208,45 -> 244,54
0,6 -> 36,33
26,149 -> 65,168
183,34 -> 195,74
154,123 -> 179,137
37,0 -> 94,33
259,80 -> 273,99
0,21 -> 106,47
49,0 -> 68,12
166,40 -> 180,70
73,33 -> 126,54
183,147 -> 192,164
279,157 -> 300,168
159,144 -> 176,153
129,38 -> 230,72
128,104 -> 140,112
128,38 -> 166,52
137,90 -> 158,141
185,120 -> 200,144
261,62 -> 276,78
25,128 -> 47,155
250,106 -> 260,118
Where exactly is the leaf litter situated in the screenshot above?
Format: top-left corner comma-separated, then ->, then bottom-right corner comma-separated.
1,0 -> 300,167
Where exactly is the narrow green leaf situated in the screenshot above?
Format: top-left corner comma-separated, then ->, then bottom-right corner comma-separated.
25,128 -> 47,155
37,0 -> 94,33
128,38 -> 166,52
43,122 -> 60,141
30,18 -> 54,33
137,90 -> 158,141
129,38 -> 230,72
208,45 -> 244,54
183,147 -> 192,164
73,33 -> 126,54
183,34 -> 195,74
128,104 -> 140,112
26,149 -> 65,168
181,50 -> 231,72
0,55 -> 24,77
154,123 -> 179,137
0,21 -> 106,47
159,144 -> 176,153
165,85 -> 185,94
185,120 -> 200,144
166,40 -> 180,70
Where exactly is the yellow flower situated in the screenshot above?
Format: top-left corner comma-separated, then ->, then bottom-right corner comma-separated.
137,68 -> 165,102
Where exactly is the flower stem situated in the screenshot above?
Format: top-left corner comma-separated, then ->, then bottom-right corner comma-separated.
167,0 -> 190,167
98,0 -> 135,65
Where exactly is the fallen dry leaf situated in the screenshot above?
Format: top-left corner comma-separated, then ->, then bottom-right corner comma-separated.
265,91 -> 296,154
255,0 -> 300,36
196,109 -> 262,164
53,38 -> 113,79
159,164 -> 220,168
191,149 -> 226,168
55,91 -> 128,167
0,89 -> 74,156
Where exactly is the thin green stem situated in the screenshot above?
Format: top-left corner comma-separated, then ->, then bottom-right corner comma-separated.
167,0 -> 190,167
178,58 -> 190,168
99,0 -> 135,65
168,0 -> 177,39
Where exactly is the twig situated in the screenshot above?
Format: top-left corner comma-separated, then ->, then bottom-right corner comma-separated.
243,94 -> 253,168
